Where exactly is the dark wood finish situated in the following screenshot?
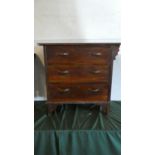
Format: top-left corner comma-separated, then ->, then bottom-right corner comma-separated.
46,46 -> 111,65
41,43 -> 120,114
47,82 -> 109,102
47,104 -> 58,114
47,64 -> 109,83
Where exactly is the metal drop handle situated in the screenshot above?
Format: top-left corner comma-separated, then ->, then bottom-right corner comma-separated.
58,52 -> 69,56
91,70 -> 101,74
89,88 -> 100,93
92,52 -> 102,56
58,88 -> 70,93
58,70 -> 70,75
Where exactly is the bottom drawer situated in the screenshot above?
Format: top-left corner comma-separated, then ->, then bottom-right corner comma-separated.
47,83 -> 109,103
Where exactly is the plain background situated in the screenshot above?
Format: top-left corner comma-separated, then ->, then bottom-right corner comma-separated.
0,0 -> 155,155
34,0 -> 120,41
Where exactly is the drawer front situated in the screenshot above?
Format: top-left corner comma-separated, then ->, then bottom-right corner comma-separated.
47,64 -> 109,83
45,46 -> 111,65
47,83 -> 109,102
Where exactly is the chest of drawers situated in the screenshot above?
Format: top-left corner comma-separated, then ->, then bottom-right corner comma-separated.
40,43 -> 120,114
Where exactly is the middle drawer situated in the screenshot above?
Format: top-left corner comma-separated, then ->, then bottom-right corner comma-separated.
47,64 -> 109,83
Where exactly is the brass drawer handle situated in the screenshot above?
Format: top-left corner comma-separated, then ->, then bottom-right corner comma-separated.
88,88 -> 100,93
58,52 -> 69,56
58,70 -> 70,75
92,52 -> 102,56
91,70 -> 101,74
58,88 -> 70,93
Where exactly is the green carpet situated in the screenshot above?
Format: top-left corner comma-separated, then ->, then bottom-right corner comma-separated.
34,101 -> 121,155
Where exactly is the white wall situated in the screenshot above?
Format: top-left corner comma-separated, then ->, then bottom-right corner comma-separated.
34,0 -> 121,100
34,0 -> 120,42
111,53 -> 121,100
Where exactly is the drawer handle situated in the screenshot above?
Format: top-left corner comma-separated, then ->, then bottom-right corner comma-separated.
58,52 -> 69,56
92,52 -> 102,56
91,70 -> 101,74
88,88 -> 100,93
58,88 -> 70,93
58,70 -> 70,75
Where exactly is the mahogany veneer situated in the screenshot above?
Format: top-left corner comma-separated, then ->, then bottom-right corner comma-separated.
40,43 -> 120,114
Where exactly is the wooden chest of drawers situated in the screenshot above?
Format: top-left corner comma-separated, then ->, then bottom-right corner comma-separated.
40,43 -> 120,114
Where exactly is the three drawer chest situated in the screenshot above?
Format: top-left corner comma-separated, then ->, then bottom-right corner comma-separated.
40,43 -> 120,114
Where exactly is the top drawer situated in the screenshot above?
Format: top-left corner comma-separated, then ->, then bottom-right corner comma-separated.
45,45 -> 111,65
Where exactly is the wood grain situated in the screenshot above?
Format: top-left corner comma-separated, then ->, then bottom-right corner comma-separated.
47,64 -> 109,83
42,43 -> 120,114
46,45 -> 111,65
47,82 -> 109,103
